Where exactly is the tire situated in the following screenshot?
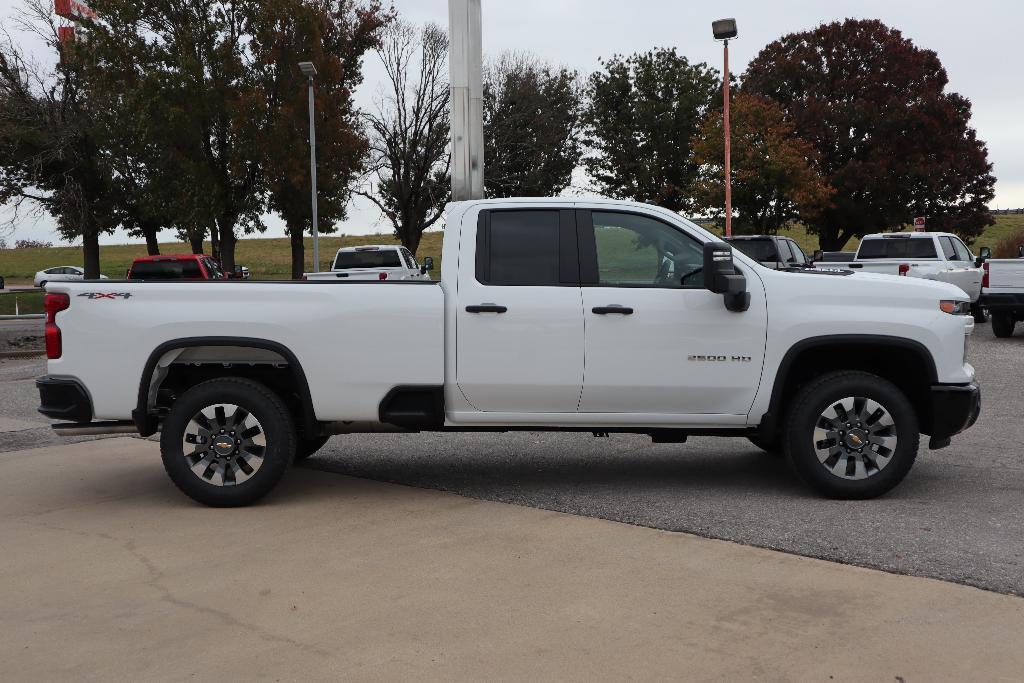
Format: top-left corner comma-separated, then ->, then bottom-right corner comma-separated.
991,313 -> 1016,338
38,280 -> 47,288
971,302 -> 988,324
747,434 -> 783,456
294,435 -> 330,461
160,377 -> 296,507
783,371 -> 919,500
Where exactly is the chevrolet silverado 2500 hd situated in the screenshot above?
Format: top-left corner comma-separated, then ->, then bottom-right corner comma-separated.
37,198 -> 980,506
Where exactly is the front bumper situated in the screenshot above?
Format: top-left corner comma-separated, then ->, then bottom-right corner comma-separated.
925,381 -> 980,448
37,377 -> 93,422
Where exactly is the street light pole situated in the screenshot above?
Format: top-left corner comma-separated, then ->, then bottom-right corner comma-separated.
299,61 -> 320,272
712,18 -> 738,238
723,39 -> 732,238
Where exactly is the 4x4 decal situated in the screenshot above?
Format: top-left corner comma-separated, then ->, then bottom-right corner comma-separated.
77,292 -> 133,300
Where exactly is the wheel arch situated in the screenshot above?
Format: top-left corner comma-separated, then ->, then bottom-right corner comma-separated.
133,337 -> 316,437
759,334 -> 938,439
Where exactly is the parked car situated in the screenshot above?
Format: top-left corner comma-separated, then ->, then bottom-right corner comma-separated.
725,235 -> 814,270
34,266 -> 108,287
813,232 -> 986,322
304,245 -> 432,281
37,198 -> 979,507
127,254 -> 232,281
979,245 -> 1024,338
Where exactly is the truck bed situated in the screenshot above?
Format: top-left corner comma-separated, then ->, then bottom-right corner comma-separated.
46,280 -> 444,422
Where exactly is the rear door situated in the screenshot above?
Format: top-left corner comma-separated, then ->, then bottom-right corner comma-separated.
455,207 -> 585,413
576,209 -> 767,416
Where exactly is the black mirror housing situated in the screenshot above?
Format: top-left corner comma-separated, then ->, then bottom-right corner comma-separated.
421,256 -> 434,273
812,249 -> 823,263
703,242 -> 750,312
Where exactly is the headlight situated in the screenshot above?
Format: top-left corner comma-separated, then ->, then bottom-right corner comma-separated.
939,300 -> 971,315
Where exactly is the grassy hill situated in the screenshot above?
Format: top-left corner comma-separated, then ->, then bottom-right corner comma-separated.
2,215 -> 1022,286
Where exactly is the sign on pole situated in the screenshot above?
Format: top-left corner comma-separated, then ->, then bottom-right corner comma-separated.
913,216 -> 926,232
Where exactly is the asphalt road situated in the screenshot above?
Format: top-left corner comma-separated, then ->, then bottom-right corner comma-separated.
2,323 -> 1022,595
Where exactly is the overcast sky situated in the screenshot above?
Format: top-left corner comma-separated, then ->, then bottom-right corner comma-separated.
2,0 -> 1021,246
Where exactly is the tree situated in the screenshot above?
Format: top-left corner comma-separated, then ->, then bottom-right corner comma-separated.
82,0 -> 266,271
362,21 -> 450,255
584,48 -> 719,213
248,0 -> 389,277
743,19 -> 995,250
693,93 -> 832,234
483,53 -> 582,198
0,1 -> 119,277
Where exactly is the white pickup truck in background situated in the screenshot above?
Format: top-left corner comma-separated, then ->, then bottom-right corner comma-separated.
980,246 -> 1024,337
37,198 -> 980,507
303,245 -> 433,281
815,232 -> 986,322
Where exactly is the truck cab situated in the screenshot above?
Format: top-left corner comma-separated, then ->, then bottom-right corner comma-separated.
304,245 -> 432,281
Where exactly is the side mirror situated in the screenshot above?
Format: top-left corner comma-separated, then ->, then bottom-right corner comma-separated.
812,250 -> 824,263
421,256 -> 434,273
1018,244 -> 1024,259
975,246 -> 991,267
703,242 -> 750,312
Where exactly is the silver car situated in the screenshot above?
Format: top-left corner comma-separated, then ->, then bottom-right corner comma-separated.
33,266 -> 109,288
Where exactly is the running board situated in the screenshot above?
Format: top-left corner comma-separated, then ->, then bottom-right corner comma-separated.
52,421 -> 140,437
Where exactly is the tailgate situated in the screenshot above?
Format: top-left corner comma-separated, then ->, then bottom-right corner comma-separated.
988,260 -> 1024,290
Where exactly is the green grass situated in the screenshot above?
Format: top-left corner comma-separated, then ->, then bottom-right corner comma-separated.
0,290 -> 45,315
1,215 -> 1021,285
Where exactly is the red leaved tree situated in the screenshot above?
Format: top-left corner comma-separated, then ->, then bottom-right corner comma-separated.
743,19 -> 995,250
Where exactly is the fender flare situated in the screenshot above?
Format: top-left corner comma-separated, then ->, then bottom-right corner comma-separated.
133,336 -> 316,437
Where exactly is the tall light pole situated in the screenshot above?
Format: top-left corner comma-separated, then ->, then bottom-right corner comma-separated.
449,0 -> 485,200
712,18 -> 738,238
299,61 -> 320,272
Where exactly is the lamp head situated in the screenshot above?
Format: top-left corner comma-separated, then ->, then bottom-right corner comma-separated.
712,18 -> 738,41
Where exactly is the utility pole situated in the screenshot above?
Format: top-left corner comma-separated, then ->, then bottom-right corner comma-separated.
299,61 -> 320,272
449,0 -> 485,201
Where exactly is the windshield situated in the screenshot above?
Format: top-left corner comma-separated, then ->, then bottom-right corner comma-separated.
333,249 -> 402,269
729,239 -> 779,262
129,260 -> 204,280
858,238 -> 937,259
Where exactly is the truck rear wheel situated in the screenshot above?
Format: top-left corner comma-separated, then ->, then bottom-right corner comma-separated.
991,313 -> 1016,338
160,378 -> 296,507
784,371 -> 919,499
971,302 -> 988,324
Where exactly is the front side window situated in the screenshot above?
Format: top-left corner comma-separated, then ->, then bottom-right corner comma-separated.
478,210 -> 561,286
787,240 -> 809,264
204,259 -> 224,279
591,212 -> 704,288
939,237 -> 957,260
401,249 -> 416,269
951,237 -> 973,262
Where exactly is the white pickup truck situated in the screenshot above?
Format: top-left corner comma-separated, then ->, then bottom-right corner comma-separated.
980,248 -> 1024,337
37,198 -> 980,507
303,244 -> 432,281
815,232 -> 986,321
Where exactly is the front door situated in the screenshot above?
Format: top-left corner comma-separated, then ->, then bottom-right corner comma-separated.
455,207 -> 585,413
577,209 -> 767,416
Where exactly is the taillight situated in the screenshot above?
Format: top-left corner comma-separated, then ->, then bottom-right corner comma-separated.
898,263 -> 910,276
982,262 -> 989,289
44,293 -> 70,359
378,272 -> 388,281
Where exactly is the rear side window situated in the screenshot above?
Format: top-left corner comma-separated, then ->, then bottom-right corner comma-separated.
334,249 -> 402,269
129,260 -> 203,280
939,237 -> 957,260
730,239 -> 778,262
857,238 -> 937,259
477,210 -> 562,285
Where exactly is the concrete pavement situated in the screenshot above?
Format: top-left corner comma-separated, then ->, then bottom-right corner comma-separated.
2,438 -> 1023,681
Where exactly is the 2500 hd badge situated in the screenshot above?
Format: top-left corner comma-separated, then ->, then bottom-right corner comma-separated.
688,354 -> 752,362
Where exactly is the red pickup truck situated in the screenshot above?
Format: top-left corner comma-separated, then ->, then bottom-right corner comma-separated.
127,254 -> 244,280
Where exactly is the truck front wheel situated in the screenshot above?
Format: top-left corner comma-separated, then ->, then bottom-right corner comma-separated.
784,371 -> 919,499
991,313 -> 1016,338
160,378 -> 296,507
